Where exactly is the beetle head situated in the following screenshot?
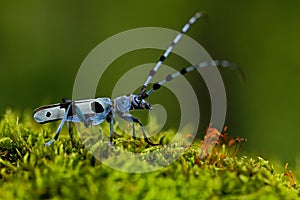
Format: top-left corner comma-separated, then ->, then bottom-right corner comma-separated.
131,94 -> 152,110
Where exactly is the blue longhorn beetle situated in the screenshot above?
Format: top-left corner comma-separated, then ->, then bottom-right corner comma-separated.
33,12 -> 240,146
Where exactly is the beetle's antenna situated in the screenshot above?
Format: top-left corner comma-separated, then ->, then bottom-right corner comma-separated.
138,12 -> 206,99
143,60 -> 243,98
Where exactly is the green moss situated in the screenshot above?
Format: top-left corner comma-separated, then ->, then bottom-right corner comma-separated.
0,110 -> 299,199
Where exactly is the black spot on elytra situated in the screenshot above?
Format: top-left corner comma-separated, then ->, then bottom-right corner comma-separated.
91,101 -> 104,113
46,112 -> 51,117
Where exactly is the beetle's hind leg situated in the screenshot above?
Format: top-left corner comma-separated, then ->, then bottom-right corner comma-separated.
45,104 -> 72,146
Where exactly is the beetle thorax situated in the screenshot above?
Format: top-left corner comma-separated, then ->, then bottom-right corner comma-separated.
113,95 -> 152,113
113,95 -> 131,113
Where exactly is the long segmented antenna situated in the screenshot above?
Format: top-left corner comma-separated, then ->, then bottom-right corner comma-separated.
144,60 -> 240,98
138,12 -> 205,99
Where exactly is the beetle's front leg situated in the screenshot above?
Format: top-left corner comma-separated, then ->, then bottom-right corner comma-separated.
119,113 -> 158,146
132,122 -> 136,140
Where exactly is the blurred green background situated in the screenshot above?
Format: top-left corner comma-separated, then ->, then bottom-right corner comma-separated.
1,1 -> 300,166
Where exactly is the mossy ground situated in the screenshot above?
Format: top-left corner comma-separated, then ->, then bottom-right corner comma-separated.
0,110 -> 299,199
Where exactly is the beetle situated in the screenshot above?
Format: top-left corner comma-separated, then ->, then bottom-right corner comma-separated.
33,12 -> 239,146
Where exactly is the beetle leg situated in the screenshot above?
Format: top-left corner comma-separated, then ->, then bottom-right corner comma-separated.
119,113 -> 158,146
45,104 -> 71,146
